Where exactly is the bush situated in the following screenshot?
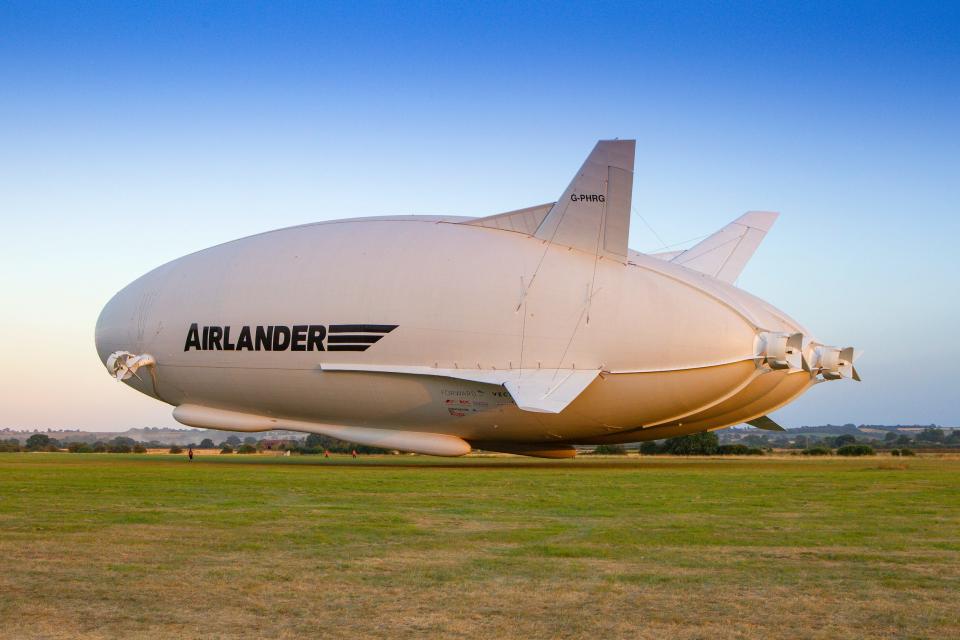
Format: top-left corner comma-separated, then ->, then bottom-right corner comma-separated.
237,443 -> 257,454
890,448 -> 901,456
169,445 -> 183,454
68,442 -> 93,453
716,444 -> 764,456
220,445 -> 234,454
132,444 -> 147,454
0,439 -> 21,452
900,448 -> 916,456
92,441 -> 108,453
836,444 -> 875,456
592,444 -> 627,455
802,446 -> 832,456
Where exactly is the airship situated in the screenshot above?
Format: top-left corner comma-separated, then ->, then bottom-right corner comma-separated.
96,139 -> 859,457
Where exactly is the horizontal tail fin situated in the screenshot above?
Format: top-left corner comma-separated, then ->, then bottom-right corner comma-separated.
465,203 -> 555,235
668,211 -> 778,283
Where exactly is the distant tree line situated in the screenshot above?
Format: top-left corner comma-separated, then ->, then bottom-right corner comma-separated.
633,432 -> 765,456
627,430 -> 931,457
717,426 -> 958,454
0,431 -> 391,456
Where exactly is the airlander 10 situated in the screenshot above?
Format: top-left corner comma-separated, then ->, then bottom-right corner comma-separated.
96,140 -> 860,457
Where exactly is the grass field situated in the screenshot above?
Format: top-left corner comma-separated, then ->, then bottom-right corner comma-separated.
1,454 -> 958,639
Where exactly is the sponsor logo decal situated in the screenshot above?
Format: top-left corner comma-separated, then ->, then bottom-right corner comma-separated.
183,323 -> 397,353
570,193 -> 605,202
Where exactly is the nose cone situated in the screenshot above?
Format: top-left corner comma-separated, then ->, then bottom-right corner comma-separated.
94,282 -> 142,369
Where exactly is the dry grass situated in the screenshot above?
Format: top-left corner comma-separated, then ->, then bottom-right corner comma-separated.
0,454 -> 958,639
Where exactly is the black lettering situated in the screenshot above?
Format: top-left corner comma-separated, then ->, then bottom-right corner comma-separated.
307,325 -> 326,351
202,325 -> 209,350
291,325 -> 308,351
255,325 -> 273,351
209,326 -> 223,350
599,194 -> 605,202
237,326 -> 253,351
223,326 -> 235,351
272,325 -> 291,351
570,193 -> 577,201
184,323 -> 202,351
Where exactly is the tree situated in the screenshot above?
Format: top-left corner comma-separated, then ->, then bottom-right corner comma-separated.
237,443 -> 257,454
884,431 -> 898,442
793,435 -> 809,449
834,434 -> 857,446
305,433 -> 324,449
743,434 -> 769,447
26,434 -> 51,450
109,440 -> 132,453
225,435 -> 242,446
169,445 -> 183,454
243,436 -> 257,446
917,428 -> 945,443
220,444 -> 234,454
662,432 -> 719,455
896,434 -> 912,445
199,438 -> 216,449
639,441 -> 660,455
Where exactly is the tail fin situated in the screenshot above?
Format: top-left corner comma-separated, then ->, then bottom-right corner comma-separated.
746,415 -> 786,431
668,211 -> 778,283
534,140 -> 635,262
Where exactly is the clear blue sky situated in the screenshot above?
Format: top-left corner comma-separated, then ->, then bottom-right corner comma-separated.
1,1 -> 957,430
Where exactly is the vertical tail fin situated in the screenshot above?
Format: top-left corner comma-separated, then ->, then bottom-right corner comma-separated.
534,140 -> 635,262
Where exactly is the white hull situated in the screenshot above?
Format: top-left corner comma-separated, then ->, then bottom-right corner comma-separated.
96,140 -> 857,456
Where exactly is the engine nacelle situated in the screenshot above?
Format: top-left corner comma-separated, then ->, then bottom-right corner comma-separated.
757,331 -> 805,372
809,345 -> 861,381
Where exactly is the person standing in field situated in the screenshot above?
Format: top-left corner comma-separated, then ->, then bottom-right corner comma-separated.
188,446 -> 194,461
352,449 -> 357,459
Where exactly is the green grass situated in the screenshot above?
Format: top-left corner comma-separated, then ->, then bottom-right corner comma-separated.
1,454 -> 958,639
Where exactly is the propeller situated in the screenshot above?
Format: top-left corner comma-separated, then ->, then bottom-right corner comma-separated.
105,351 -> 156,381
757,331 -> 806,372
809,345 -> 861,381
